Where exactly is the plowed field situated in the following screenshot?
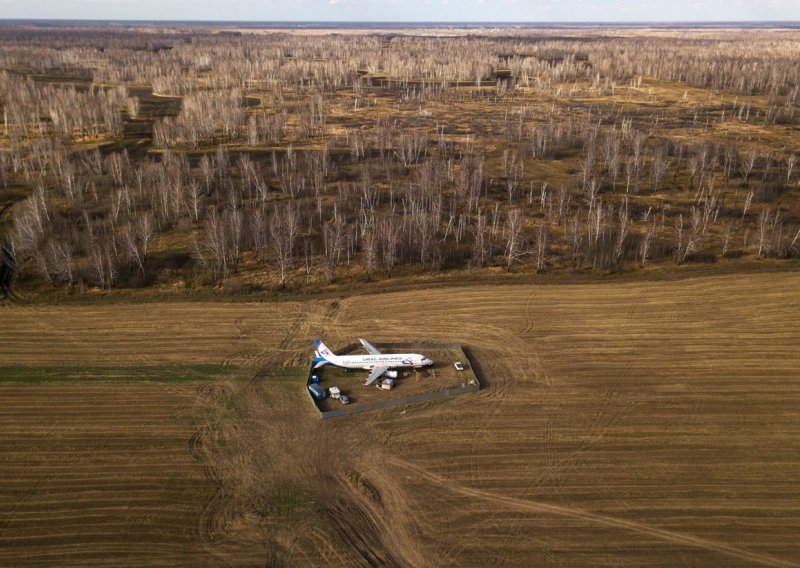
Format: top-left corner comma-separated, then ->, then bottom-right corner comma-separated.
2,270 -> 799,566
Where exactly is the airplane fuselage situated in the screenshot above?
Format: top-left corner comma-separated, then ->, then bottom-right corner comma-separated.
313,338 -> 433,385
335,354 -> 426,370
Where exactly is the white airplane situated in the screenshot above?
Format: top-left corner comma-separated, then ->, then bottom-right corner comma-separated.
313,338 -> 433,386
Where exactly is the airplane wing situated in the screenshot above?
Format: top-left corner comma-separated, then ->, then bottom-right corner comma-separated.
359,338 -> 382,355
364,366 -> 389,386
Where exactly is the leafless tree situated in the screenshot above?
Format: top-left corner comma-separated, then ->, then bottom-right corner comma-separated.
503,208 -> 526,270
674,214 -> 686,264
471,210 -> 490,268
639,217 -> 658,266
192,208 -> 229,282
570,210 -> 584,266
47,239 -> 74,287
602,131 -> 621,189
360,215 -> 378,281
742,190 -> 754,219
650,142 -> 670,193
740,149 -> 758,187
534,221 -> 550,273
613,201 -> 630,265
380,215 -> 403,277
322,209 -> 346,284
187,179 -> 203,222
721,221 -> 736,257
757,208 -> 783,258
269,203 -> 300,288
502,149 -> 524,203
122,223 -> 145,275
394,128 -> 427,168
786,154 -> 797,186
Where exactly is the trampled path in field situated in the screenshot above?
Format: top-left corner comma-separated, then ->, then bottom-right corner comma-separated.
1,270 -> 799,565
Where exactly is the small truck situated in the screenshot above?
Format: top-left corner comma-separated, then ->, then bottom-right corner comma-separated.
308,383 -> 327,401
328,386 -> 341,399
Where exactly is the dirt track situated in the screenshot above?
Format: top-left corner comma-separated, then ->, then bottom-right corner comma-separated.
387,457 -> 795,568
2,271 -> 800,565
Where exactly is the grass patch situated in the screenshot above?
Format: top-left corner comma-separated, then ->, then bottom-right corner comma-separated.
256,366 -> 310,403
270,366 -> 310,379
0,363 -> 231,383
264,482 -> 311,519
255,365 -> 309,387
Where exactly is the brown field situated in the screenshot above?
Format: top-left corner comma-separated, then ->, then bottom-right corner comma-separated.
0,382 -> 261,566
2,270 -> 800,565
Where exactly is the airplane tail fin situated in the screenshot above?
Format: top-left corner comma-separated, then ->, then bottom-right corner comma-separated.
313,339 -> 340,365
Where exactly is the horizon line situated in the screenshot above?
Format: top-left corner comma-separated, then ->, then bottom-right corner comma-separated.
1,19 -> 800,26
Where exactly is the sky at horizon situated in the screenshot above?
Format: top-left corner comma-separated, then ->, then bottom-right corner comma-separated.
2,0 -> 800,23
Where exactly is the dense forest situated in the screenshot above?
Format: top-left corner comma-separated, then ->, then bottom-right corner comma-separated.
1,24 -> 798,295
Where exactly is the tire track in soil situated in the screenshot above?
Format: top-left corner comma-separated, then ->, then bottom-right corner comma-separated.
221,316 -> 254,368
221,302 -> 306,370
356,461 -> 431,568
521,290 -> 537,335
324,502 -> 403,568
512,394 -> 646,534
441,309 -> 552,562
466,392 -> 564,565
3,275 -> 799,565
312,297 -> 354,351
193,324 -> 299,548
281,517 -> 317,565
444,331 -> 533,564
492,288 -> 651,564
388,457 -> 799,568
464,351 -> 504,490
192,299 -> 345,560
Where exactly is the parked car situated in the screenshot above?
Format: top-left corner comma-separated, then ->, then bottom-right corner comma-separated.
339,394 -> 350,405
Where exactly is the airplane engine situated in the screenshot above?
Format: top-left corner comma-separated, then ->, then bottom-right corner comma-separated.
385,370 -> 398,379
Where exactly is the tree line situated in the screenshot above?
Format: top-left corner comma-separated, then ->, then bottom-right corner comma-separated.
0,24 -> 798,292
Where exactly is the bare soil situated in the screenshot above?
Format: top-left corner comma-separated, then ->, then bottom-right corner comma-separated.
0,382 -> 260,566
1,270 -> 800,566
